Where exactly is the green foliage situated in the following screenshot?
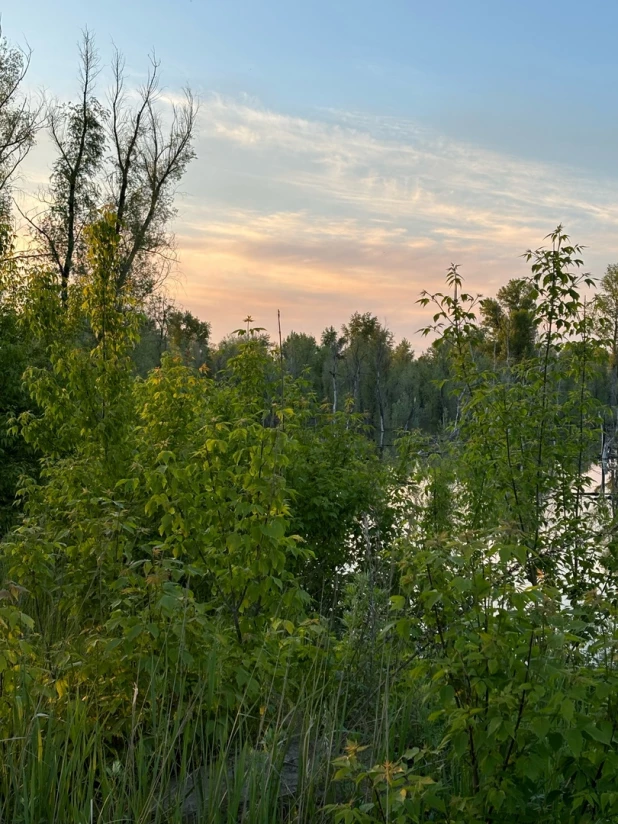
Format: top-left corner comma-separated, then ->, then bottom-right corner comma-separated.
327,229 -> 618,824
166,308 -> 211,366
0,224 -> 39,535
480,278 -> 537,362
285,403 -> 386,601
3,215 -> 618,823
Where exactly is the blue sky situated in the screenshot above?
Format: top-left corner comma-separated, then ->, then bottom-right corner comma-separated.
6,0 -> 618,342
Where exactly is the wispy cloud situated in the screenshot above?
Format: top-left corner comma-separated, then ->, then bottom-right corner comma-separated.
193,96 -> 618,229
170,95 -> 618,342
18,92 -> 618,344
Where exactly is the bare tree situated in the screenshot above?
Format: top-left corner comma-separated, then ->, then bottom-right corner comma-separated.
108,50 -> 196,295
20,31 -> 105,304
26,31 -> 197,305
0,29 -> 43,212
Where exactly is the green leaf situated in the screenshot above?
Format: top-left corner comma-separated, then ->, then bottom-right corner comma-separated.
560,698 -> 574,723
425,793 -> 446,813
533,717 -> 551,740
125,624 -> 143,643
452,576 -> 472,593
424,590 -> 441,610
440,684 -> 455,705
547,731 -> 563,752
564,729 -> 583,757
585,721 -> 612,746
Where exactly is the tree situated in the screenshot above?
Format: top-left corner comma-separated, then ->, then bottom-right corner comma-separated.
386,339 -> 417,433
282,331 -> 320,383
0,235 -> 37,535
0,26 -> 45,530
28,32 -> 106,306
0,30 -> 42,213
341,313 -> 394,448
166,308 -> 211,367
594,263 -> 618,411
25,32 -> 197,305
106,48 -> 196,296
480,278 -> 537,363
421,228 -> 600,586
321,326 -> 346,413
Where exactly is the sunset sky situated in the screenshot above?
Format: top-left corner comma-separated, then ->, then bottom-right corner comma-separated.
6,0 -> 618,344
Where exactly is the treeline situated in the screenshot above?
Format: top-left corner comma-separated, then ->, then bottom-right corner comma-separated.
132,274 -> 616,453
132,308 -> 455,441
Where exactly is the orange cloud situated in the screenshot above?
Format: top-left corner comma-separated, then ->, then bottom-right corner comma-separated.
171,210 -> 532,343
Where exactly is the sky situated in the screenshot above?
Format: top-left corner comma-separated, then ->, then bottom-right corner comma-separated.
6,0 -> 618,345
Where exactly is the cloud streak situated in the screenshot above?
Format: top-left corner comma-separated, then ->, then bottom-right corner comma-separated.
171,95 -> 618,343
18,92 -> 618,345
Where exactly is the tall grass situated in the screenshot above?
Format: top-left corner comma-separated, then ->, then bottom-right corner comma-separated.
0,578 -> 402,824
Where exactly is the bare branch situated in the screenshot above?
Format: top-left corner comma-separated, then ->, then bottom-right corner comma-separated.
0,27 -> 45,202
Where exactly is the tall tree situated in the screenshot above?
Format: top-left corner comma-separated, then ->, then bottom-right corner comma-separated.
0,30 -> 42,215
387,339 -> 417,433
0,30 -> 43,533
341,313 -> 393,447
107,48 -> 196,295
480,278 -> 537,363
321,326 -> 346,413
28,31 -> 105,305
166,308 -> 211,367
282,331 -> 320,383
594,263 -> 618,412
25,32 -> 196,305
